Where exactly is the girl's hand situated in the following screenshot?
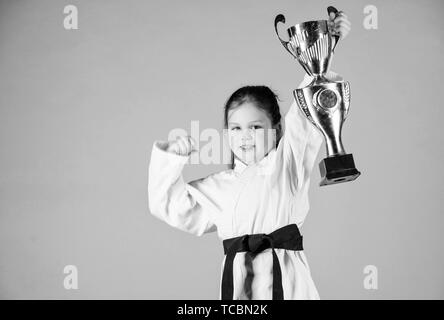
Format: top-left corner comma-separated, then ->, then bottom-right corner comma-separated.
166,135 -> 197,156
328,11 -> 351,40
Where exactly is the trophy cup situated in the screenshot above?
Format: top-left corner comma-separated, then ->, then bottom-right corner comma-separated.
274,7 -> 361,186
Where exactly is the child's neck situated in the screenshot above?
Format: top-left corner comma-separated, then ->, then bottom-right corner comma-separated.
233,149 -> 273,168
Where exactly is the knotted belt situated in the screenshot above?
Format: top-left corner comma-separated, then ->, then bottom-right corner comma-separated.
221,224 -> 303,300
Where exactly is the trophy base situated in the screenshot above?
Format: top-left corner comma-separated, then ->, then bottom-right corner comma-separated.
319,154 -> 361,186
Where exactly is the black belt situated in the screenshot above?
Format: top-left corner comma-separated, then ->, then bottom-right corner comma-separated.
221,224 -> 303,300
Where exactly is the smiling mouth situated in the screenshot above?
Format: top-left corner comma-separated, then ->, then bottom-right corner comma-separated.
240,145 -> 255,151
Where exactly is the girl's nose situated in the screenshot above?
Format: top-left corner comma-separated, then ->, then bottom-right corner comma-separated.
242,128 -> 254,140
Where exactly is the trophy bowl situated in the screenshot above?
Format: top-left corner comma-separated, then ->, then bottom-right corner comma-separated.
275,15 -> 338,84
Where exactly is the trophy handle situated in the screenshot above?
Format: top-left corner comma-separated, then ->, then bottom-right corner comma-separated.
327,6 -> 341,53
274,14 -> 294,56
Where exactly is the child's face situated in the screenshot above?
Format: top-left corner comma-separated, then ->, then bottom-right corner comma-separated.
227,102 -> 277,166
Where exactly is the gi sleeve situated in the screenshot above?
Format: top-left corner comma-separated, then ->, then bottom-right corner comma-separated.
147,140 -> 217,236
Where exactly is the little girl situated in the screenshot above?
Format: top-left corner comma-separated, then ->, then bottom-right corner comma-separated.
148,11 -> 351,300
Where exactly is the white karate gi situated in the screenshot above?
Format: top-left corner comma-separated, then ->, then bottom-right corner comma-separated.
148,73 -> 341,300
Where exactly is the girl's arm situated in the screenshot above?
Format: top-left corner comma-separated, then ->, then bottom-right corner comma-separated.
281,71 -> 343,193
148,140 -> 217,236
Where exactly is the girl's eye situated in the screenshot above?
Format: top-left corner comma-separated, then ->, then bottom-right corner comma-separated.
230,126 -> 262,131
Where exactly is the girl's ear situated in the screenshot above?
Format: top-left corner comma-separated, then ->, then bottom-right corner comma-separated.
273,122 -> 283,147
274,122 -> 282,138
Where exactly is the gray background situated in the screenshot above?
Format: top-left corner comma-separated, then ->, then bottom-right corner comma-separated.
0,0 -> 443,299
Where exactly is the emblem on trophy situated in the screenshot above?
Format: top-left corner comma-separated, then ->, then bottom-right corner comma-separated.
274,7 -> 361,186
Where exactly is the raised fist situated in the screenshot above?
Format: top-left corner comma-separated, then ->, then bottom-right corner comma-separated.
166,135 -> 197,156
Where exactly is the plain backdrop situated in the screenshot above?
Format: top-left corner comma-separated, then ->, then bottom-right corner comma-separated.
0,0 -> 443,299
